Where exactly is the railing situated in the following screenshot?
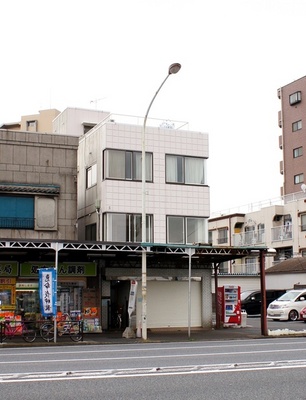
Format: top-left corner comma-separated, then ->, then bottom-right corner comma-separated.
211,190 -> 306,217
271,225 -> 293,242
218,263 -> 260,275
0,217 -> 34,229
232,229 -> 265,246
100,113 -> 189,131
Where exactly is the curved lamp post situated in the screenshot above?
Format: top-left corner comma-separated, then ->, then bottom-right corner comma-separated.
141,63 -> 181,340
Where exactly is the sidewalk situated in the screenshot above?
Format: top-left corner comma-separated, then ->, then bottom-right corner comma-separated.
0,322 -> 264,348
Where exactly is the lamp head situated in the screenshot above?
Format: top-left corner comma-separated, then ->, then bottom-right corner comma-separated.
168,63 -> 181,75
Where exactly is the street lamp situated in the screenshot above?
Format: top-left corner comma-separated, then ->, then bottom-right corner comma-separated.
141,63 -> 181,340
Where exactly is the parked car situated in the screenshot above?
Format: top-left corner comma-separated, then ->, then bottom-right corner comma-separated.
300,306 -> 306,322
241,289 -> 286,315
267,289 -> 306,321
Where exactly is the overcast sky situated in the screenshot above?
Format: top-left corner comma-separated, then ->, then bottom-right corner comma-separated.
1,0 -> 306,213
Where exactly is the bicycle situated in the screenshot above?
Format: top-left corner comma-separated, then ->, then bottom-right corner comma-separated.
0,319 -> 37,343
40,313 -> 82,342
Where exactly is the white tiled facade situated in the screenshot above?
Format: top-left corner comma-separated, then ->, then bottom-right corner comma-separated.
77,115 -> 210,243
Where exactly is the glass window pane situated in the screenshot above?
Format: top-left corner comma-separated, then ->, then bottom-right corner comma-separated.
185,158 -> 205,184
125,152 -> 132,180
106,150 -> 125,179
146,214 -> 152,242
104,213 -> 127,241
133,152 -> 142,180
87,164 -> 97,188
145,153 -> 152,182
187,218 -> 206,244
167,216 -> 184,243
134,152 -> 152,182
134,214 -> 142,241
166,155 -> 183,183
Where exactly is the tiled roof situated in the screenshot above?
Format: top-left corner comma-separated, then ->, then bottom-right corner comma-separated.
266,257 -> 306,274
0,183 -> 60,195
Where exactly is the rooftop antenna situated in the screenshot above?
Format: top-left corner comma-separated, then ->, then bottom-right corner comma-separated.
90,97 -> 107,110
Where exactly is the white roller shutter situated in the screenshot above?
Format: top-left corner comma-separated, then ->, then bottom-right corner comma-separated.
136,280 -> 202,328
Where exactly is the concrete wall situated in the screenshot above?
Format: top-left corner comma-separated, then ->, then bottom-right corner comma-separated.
0,129 -> 79,240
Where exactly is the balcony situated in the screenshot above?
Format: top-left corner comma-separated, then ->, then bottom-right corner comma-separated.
232,229 -> 265,246
279,135 -> 283,149
218,262 -> 260,275
271,225 -> 292,242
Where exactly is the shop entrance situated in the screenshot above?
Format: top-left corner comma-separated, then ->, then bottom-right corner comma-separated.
109,280 -> 130,330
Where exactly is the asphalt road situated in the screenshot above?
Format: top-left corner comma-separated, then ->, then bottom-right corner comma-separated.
1,335 -> 306,399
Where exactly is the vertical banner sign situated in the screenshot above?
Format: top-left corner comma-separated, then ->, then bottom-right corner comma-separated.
128,280 -> 138,318
39,268 -> 56,317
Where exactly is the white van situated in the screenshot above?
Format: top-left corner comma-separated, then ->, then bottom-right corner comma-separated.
267,289 -> 306,321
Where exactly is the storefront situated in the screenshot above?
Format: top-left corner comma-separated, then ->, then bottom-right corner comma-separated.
0,261 -> 102,332
0,262 -> 18,312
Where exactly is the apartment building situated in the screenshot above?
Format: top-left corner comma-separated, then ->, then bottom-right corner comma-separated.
76,113 -> 209,244
0,109 -> 61,133
278,75 -> 306,196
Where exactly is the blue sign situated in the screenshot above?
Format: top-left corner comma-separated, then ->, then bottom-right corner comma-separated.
39,268 -> 56,317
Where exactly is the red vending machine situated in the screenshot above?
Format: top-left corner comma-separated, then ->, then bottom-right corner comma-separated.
217,285 -> 241,326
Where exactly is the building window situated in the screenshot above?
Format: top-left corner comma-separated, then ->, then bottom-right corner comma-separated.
85,223 -> 97,240
289,91 -> 301,105
258,223 -> 265,243
294,173 -> 304,184
104,150 -> 152,182
301,214 -> 306,231
26,120 -> 37,132
103,213 -> 153,242
218,228 -> 228,244
208,230 -> 213,244
292,120 -> 302,132
166,155 -> 206,185
293,147 -> 303,158
83,123 -> 96,134
167,216 -> 207,244
0,195 -> 34,229
246,257 -> 258,274
86,164 -> 97,188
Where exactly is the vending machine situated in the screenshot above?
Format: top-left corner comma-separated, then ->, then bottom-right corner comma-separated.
217,285 -> 241,326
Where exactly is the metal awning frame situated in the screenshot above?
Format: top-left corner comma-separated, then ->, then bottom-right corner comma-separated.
0,239 -> 270,336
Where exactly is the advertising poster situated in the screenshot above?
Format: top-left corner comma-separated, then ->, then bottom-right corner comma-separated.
128,280 -> 138,318
39,268 -> 56,317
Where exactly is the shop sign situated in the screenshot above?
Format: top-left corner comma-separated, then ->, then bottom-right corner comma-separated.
20,262 -> 97,277
16,282 -> 39,289
0,262 -> 18,277
39,268 -> 56,317
0,278 -> 16,285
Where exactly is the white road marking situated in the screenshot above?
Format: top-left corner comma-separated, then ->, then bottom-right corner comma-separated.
1,346 -> 306,365
1,360 -> 306,383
